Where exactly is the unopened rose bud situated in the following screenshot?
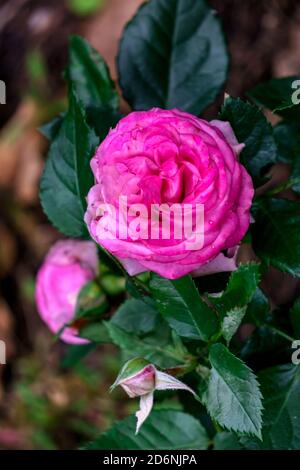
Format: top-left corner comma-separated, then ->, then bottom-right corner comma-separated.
111,357 -> 196,434
110,358 -> 156,398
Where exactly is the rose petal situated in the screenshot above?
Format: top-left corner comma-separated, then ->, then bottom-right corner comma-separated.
135,392 -> 154,434
192,247 -> 239,277
155,371 -> 196,396
210,119 -> 245,157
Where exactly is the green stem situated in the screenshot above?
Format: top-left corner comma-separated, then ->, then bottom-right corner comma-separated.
267,325 -> 295,343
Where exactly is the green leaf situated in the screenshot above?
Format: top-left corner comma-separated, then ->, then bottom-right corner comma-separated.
68,35 -> 118,112
75,280 -> 108,320
274,121 -> 300,164
85,410 -> 209,450
214,432 -> 242,450
221,306 -> 247,345
111,298 -> 159,335
149,274 -> 218,341
67,36 -> 120,139
118,0 -> 228,114
86,108 -> 121,142
291,297 -> 300,339
219,97 -> 277,185
79,322 -> 111,343
105,321 -> 184,368
125,275 -> 150,299
242,364 -> 300,449
247,76 -> 300,120
203,343 -> 263,438
40,88 -> 98,237
211,263 -> 261,343
39,114 -> 65,140
244,288 -> 269,326
212,263 -> 261,316
252,198 -> 300,277
274,121 -> 300,193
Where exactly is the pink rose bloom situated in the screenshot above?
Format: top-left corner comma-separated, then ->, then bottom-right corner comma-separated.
85,108 -> 254,279
35,239 -> 98,344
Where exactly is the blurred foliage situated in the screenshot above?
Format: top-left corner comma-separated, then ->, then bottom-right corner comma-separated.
1,339 -> 131,449
67,0 -> 105,17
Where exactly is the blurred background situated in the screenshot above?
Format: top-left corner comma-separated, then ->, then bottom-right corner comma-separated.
0,0 -> 299,449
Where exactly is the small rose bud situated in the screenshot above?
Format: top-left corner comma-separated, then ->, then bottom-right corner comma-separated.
110,358 -> 155,398
111,357 -> 196,434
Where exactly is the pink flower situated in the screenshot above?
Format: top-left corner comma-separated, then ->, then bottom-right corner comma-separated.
85,108 -> 254,279
111,358 -> 196,433
116,364 -> 156,398
35,239 -> 98,344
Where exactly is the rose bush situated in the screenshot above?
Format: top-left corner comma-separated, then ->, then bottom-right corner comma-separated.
38,0 -> 300,451
35,239 -> 98,344
85,108 -> 254,279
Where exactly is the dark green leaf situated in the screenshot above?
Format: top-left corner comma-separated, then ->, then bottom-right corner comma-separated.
211,263 -> 261,343
149,274 -> 218,341
68,35 -> 118,112
125,275 -> 150,299
75,280 -> 108,320
212,263 -> 261,316
274,121 -> 300,164
252,198 -> 300,277
214,432 -> 242,450
274,121 -> 300,193
67,36 -> 120,139
244,288 -> 269,326
39,114 -> 65,140
203,343 -> 263,438
86,107 -> 121,141
219,97 -> 277,185
105,321 -> 184,368
242,364 -> 300,449
247,76 -> 300,121
40,88 -> 98,237
79,322 -> 111,343
111,298 -> 159,334
118,0 -> 228,114
221,306 -> 247,345
85,410 -> 209,450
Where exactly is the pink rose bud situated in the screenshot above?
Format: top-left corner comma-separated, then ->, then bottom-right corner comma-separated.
110,358 -> 156,398
35,239 -> 98,344
111,358 -> 196,433
85,108 -> 254,280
